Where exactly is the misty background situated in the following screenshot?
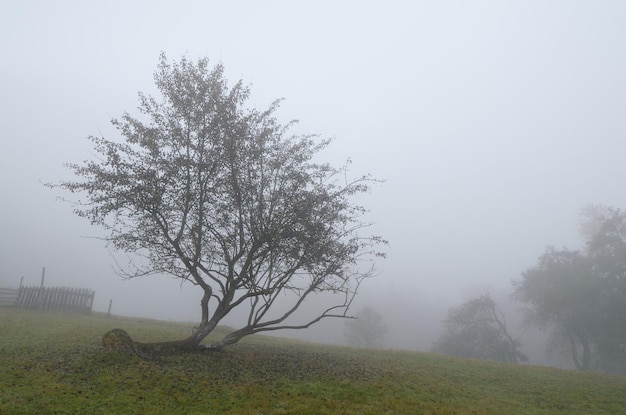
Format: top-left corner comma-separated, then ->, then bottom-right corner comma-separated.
2,1 -> 625,365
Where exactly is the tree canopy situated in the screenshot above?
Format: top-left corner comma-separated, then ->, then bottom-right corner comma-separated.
513,205 -> 626,373
52,53 -> 385,352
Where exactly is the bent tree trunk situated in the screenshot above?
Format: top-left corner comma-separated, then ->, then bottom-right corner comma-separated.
102,323 -> 254,358
101,289 -> 252,357
102,316 -> 223,359
102,328 -> 200,359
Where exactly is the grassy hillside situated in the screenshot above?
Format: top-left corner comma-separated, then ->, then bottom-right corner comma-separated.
1,308 -> 625,414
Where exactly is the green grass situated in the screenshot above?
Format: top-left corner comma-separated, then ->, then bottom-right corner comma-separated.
1,308 -> 625,414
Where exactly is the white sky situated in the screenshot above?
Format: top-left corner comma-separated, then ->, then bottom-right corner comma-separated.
2,1 -> 626,350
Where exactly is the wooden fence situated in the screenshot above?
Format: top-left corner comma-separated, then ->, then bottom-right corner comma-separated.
1,286 -> 95,313
0,287 -> 20,306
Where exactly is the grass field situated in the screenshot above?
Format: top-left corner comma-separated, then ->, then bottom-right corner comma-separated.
1,308 -> 625,414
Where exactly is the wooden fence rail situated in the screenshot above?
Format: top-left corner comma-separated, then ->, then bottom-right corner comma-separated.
0,287 -> 20,306
6,286 -> 96,313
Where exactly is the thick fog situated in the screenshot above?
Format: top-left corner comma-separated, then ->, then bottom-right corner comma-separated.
2,1 -> 626,362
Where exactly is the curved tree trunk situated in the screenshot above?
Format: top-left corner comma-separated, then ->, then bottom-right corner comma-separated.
102,315 -> 224,358
102,328 -> 204,359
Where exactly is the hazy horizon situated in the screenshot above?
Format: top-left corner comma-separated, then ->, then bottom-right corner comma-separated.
2,1 -> 626,361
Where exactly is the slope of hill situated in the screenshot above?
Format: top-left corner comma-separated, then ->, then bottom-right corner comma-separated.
1,308 -> 625,414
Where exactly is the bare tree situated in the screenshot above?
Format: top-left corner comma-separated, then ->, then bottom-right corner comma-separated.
433,294 -> 527,363
50,53 -> 385,354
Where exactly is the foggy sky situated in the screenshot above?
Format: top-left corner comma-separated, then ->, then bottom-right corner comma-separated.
2,1 -> 626,352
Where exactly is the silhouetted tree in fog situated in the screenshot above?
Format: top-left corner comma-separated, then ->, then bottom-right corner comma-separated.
513,205 -> 626,374
49,53 -> 385,355
579,205 -> 626,373
513,247 -> 598,370
344,306 -> 387,348
433,294 -> 527,363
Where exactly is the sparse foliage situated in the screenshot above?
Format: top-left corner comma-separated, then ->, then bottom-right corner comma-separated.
513,205 -> 626,373
50,53 -> 385,352
433,294 -> 527,363
344,306 -> 387,348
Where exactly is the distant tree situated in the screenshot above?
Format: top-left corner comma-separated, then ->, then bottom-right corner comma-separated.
344,306 -> 388,348
513,205 -> 626,373
580,206 -> 626,372
433,294 -> 527,363
49,53 -> 385,354
513,248 -> 599,370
